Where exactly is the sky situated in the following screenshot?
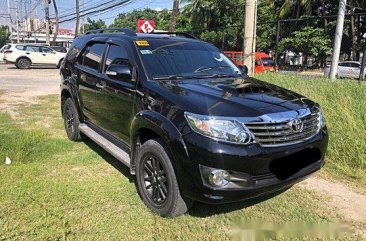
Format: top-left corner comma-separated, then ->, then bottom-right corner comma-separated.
0,0 -> 174,30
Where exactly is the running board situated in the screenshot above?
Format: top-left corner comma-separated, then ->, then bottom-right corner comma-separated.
79,124 -> 131,167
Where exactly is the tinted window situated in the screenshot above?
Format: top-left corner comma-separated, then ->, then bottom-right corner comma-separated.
15,45 -> 25,50
41,47 -> 54,53
82,43 -> 106,71
51,46 -> 67,53
25,46 -> 39,52
338,62 -> 349,67
104,45 -> 129,71
138,40 -> 240,79
262,58 -> 274,66
349,62 -> 360,68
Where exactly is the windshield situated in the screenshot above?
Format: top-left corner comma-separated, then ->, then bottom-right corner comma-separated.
136,39 -> 241,80
262,58 -> 275,66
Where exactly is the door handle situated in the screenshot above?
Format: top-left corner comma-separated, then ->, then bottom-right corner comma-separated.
26,52 -> 30,54
96,83 -> 105,89
42,53 -> 46,56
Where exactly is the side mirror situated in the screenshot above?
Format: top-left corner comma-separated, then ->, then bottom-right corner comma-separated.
241,65 -> 249,76
106,64 -> 132,81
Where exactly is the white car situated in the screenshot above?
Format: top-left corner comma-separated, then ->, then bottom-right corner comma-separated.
0,45 -> 8,62
4,44 -> 66,69
324,61 -> 365,79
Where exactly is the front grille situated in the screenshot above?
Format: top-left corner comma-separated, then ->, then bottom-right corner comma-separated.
244,113 -> 321,147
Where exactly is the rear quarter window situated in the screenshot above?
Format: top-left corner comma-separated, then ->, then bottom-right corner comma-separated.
15,45 -> 25,50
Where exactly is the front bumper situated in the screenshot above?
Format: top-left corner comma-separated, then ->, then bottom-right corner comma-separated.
177,127 -> 328,204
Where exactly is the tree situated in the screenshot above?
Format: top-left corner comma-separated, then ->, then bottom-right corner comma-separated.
52,0 -> 59,45
278,27 -> 332,67
169,0 -> 180,31
0,25 -> 10,47
83,18 -> 107,32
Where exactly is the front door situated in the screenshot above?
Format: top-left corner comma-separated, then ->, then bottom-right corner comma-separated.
39,46 -> 59,64
75,42 -> 107,122
94,43 -> 136,144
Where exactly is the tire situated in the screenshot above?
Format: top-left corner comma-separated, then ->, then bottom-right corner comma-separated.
57,58 -> 63,69
62,98 -> 83,141
16,58 -> 31,69
136,139 -> 193,217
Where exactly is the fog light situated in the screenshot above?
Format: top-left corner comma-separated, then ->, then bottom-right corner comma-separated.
208,170 -> 230,187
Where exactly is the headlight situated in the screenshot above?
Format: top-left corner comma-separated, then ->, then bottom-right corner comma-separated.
184,112 -> 254,144
316,107 -> 326,128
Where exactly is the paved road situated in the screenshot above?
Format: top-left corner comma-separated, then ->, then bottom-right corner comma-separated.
0,63 -> 60,95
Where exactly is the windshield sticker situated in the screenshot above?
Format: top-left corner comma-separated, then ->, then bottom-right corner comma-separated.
136,40 -> 150,46
140,50 -> 152,55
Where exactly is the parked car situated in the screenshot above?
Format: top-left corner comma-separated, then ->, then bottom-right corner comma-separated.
50,46 -> 67,53
4,44 -> 66,69
324,61 -> 364,79
0,44 -> 9,62
61,28 -> 328,217
224,51 -> 278,73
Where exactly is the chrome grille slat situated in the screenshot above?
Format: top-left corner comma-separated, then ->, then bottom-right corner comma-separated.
244,113 -> 321,147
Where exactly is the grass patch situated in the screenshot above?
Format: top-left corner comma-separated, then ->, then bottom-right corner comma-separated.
258,73 -> 366,186
0,87 -> 365,240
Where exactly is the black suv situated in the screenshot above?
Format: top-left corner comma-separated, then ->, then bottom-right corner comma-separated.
60,28 -> 328,217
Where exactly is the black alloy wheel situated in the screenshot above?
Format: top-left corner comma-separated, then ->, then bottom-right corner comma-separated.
142,154 -> 169,205
136,139 -> 193,217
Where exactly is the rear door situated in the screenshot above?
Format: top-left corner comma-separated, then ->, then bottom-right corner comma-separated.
24,46 -> 43,64
74,42 -> 107,122
94,43 -> 136,143
349,62 -> 361,78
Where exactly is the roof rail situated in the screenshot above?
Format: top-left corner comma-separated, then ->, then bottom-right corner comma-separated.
84,28 -> 137,37
148,32 -> 198,40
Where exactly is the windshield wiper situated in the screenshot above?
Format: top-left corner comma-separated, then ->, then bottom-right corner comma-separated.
195,66 -> 234,73
153,75 -> 201,80
205,73 -> 240,78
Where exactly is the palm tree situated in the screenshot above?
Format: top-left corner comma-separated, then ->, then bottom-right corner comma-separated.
279,0 -> 312,19
52,0 -> 59,45
169,0 -> 180,31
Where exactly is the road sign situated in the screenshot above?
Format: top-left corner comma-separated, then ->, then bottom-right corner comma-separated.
137,19 -> 155,33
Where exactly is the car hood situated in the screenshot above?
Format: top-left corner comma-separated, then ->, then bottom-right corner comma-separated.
152,76 -> 316,117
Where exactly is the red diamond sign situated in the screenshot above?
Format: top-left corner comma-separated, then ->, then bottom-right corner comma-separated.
137,19 -> 155,33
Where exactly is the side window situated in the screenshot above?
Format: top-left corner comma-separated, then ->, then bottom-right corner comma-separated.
255,59 -> 261,66
81,43 -> 106,71
41,47 -> 54,53
338,62 -> 349,67
104,44 -> 129,72
349,62 -> 360,68
25,46 -> 39,52
16,45 -> 25,51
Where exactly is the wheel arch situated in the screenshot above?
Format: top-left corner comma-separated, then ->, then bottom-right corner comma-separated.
16,56 -> 32,64
130,111 -> 189,176
60,82 -> 83,119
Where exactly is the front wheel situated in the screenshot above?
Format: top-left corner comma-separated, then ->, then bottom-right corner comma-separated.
136,139 -> 193,217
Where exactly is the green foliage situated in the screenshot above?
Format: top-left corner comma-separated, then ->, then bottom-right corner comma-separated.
256,0 -> 277,52
278,27 -> 332,62
261,73 -> 366,184
0,25 -> 10,47
83,18 -> 107,32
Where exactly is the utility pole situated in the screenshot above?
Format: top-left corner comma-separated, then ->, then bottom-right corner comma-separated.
45,0 -> 50,45
329,0 -> 347,80
15,0 -> 20,43
243,0 -> 257,76
75,0 -> 80,36
7,0 -> 12,37
360,34 -> 366,81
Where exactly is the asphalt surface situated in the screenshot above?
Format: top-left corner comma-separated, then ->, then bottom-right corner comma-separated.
0,62 -> 60,95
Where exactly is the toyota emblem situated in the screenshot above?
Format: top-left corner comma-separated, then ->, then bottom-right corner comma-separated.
288,118 -> 303,133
